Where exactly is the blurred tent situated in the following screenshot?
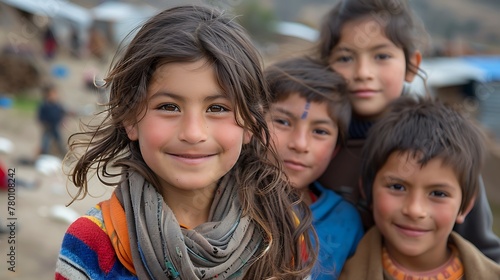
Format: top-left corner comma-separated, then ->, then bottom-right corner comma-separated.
90,2 -> 157,45
410,56 -> 500,141
409,56 -> 500,95
0,0 -> 91,27
0,0 -> 91,57
275,21 -> 319,42
463,56 -> 500,83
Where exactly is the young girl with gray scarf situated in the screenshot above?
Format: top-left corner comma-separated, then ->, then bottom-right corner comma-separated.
55,5 -> 317,279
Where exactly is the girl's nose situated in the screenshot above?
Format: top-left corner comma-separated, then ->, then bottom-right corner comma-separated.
178,113 -> 208,144
354,56 -> 374,81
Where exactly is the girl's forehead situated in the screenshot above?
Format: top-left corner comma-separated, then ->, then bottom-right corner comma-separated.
340,15 -> 387,41
340,15 -> 387,38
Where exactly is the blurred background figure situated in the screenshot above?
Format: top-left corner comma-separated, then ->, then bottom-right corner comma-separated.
69,25 -> 82,59
42,24 -> 57,60
87,25 -> 107,63
37,83 -> 67,158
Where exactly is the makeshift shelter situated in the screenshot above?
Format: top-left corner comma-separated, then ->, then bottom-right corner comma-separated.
410,56 -> 500,140
90,2 -> 157,46
0,0 -> 91,28
0,0 -> 91,55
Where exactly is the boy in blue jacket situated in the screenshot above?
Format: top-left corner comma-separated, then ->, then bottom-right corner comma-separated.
265,57 -> 364,279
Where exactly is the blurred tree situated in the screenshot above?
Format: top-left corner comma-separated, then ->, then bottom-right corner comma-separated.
232,0 -> 277,45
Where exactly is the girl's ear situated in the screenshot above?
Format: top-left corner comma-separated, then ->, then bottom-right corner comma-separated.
405,51 -> 422,83
124,121 -> 138,141
243,130 -> 252,144
455,196 -> 476,224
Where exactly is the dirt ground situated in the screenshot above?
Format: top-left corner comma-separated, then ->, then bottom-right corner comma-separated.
0,49 -> 500,280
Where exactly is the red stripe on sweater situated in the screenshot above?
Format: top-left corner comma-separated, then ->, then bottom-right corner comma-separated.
55,272 -> 67,280
66,217 -> 117,274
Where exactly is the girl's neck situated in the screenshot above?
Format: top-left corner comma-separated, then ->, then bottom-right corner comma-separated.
348,117 -> 375,139
161,186 -> 216,229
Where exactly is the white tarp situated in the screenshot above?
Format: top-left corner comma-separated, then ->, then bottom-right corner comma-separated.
410,57 -> 486,95
0,0 -> 91,27
275,21 -> 319,42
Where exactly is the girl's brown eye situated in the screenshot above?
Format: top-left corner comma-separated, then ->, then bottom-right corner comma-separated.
159,104 -> 179,111
207,105 -> 228,113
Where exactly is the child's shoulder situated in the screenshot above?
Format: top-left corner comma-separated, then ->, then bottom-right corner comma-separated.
64,204 -> 108,245
312,181 -> 359,214
311,181 -> 364,234
449,232 -> 500,277
57,210 -> 136,279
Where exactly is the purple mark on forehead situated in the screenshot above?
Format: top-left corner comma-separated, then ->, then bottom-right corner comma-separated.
301,101 -> 311,119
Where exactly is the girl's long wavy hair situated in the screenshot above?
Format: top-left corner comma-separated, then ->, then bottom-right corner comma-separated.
66,5 -> 316,279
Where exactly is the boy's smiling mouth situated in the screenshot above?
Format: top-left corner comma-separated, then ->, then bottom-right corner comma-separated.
395,223 -> 430,237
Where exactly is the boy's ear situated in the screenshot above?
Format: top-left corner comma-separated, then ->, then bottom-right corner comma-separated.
124,121 -> 138,141
455,196 -> 476,224
405,51 -> 422,83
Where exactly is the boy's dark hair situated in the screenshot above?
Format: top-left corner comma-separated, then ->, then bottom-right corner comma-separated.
316,0 -> 427,77
264,56 -> 351,142
361,96 -> 486,212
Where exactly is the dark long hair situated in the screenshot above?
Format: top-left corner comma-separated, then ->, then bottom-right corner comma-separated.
66,5 -> 316,279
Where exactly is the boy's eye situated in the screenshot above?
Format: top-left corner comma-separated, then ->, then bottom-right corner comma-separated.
375,53 -> 391,60
313,129 -> 329,135
430,190 -> 448,198
388,184 -> 405,191
207,105 -> 229,113
159,104 -> 179,112
273,118 -> 290,127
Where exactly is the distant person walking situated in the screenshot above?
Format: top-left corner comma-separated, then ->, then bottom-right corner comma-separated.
37,84 -> 67,157
43,25 -> 57,59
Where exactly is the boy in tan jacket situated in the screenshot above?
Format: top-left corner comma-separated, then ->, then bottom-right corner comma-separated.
340,97 -> 500,279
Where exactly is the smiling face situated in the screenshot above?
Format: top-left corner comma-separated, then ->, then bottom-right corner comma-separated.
372,151 -> 470,271
329,16 -> 420,120
267,93 -> 338,193
125,60 -> 251,197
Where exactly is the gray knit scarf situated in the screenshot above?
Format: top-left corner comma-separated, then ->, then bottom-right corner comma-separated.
115,171 -> 262,279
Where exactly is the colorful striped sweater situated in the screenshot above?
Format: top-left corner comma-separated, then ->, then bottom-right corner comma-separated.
55,205 -> 137,279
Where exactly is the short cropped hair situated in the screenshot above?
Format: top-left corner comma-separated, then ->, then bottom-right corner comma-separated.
361,96 -> 487,212
264,56 -> 351,142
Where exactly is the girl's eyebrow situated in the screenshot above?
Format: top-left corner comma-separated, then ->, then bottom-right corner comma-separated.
333,43 -> 396,53
369,43 -> 396,51
149,91 -> 227,102
332,46 -> 353,53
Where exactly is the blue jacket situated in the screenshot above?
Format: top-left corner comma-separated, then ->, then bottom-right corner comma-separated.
310,182 -> 364,280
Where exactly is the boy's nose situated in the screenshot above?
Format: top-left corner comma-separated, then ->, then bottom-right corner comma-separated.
288,129 -> 309,153
402,194 -> 427,220
178,113 -> 208,144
